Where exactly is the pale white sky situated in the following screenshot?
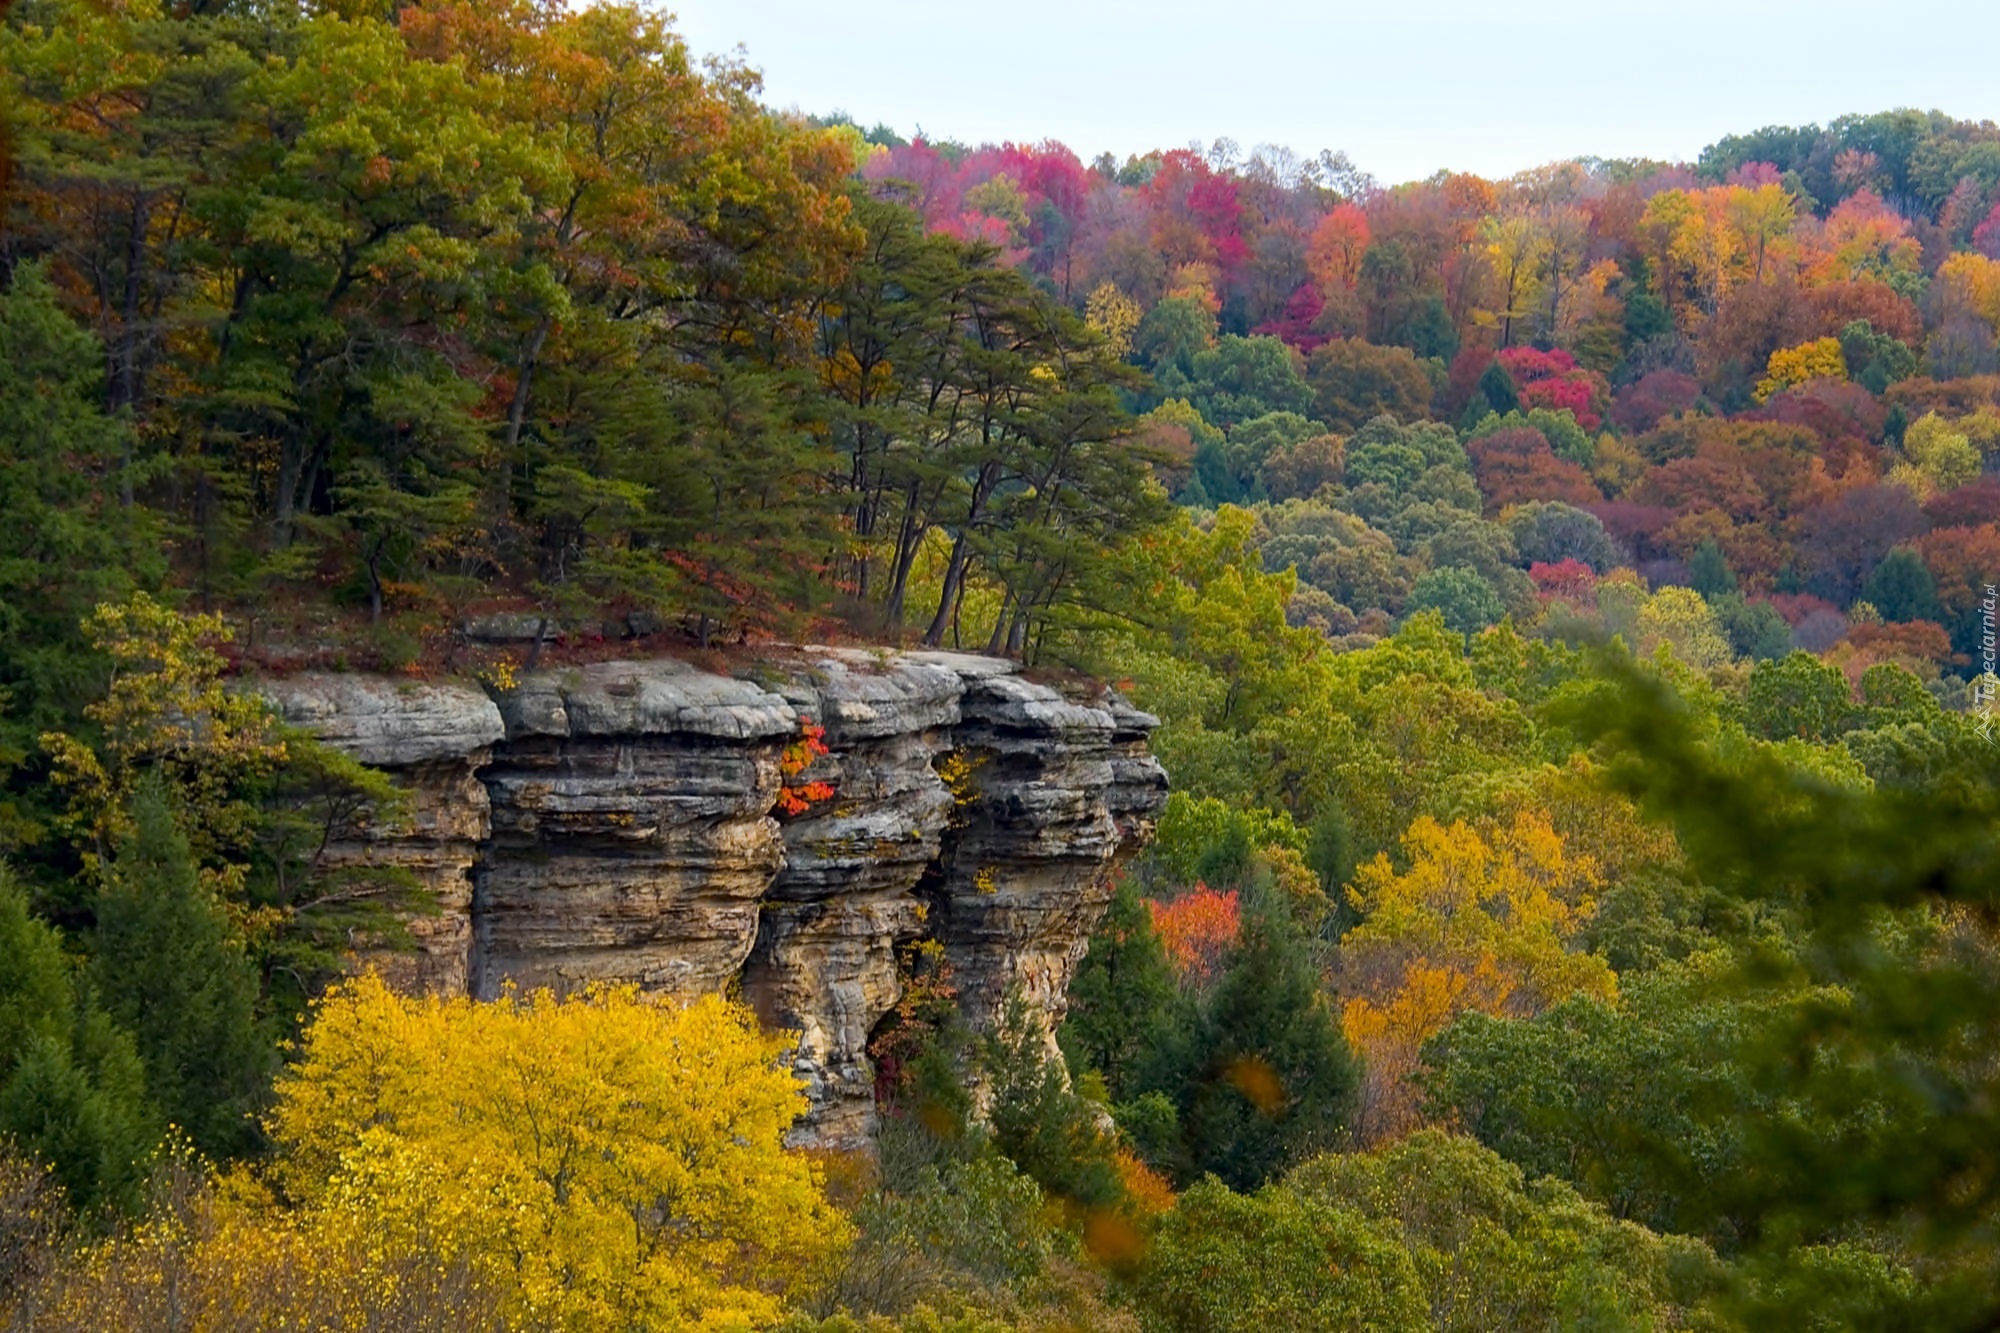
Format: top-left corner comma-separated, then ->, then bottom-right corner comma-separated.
671,0 -> 2000,185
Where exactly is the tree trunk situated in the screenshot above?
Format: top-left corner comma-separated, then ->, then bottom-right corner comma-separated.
498,316 -> 551,511
984,588 -> 1013,656
923,533 -> 972,648
884,481 -> 927,626
273,434 -> 304,546
115,192 -> 147,505
1005,603 -> 1030,657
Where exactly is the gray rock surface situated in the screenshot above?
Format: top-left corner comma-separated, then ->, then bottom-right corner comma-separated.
254,674 -> 503,992
258,673 -> 504,767
497,659 -> 797,741
742,654 -> 964,1148
254,648 -> 1165,1148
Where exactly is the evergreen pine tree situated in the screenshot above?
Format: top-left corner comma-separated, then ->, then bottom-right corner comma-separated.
89,786 -> 273,1160
1476,360 -> 1521,417
985,997 -> 1124,1210
1150,880 -> 1359,1190
0,869 -> 152,1214
1306,799 -> 1361,930
1860,547 -> 1942,624
1058,878 -> 1177,1102
0,262 -> 161,843
1689,538 -> 1738,599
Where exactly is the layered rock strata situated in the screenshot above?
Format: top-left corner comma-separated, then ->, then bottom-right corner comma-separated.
256,649 -> 1165,1149
261,674 -> 504,995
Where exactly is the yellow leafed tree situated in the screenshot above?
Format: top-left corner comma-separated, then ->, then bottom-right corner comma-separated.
1724,182 -> 1797,283
1754,336 -> 1846,403
1339,811 -> 1614,1141
41,593 -> 289,878
1084,281 -> 1142,359
268,975 -> 850,1331
1935,251 -> 2000,333
1636,585 -> 1735,670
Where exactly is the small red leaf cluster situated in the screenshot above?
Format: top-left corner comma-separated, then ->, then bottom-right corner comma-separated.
777,717 -> 834,816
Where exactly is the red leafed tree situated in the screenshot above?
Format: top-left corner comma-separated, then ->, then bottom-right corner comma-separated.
1149,886 -> 1240,988
1496,347 -> 1610,430
1925,477 -> 2000,530
1253,283 -> 1330,352
1530,558 -> 1599,603
1468,427 -> 1600,510
1589,502 -> 1677,564
1975,201 -> 2000,260
1751,380 -> 1886,477
1611,370 -> 1704,434
1144,150 -> 1249,276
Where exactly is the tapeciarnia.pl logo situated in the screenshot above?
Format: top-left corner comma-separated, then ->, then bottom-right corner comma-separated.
1977,583 -> 1997,745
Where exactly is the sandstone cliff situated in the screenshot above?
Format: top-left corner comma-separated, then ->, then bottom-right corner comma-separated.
259,649 -> 1166,1149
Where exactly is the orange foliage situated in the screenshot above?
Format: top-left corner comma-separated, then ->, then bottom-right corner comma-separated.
1918,523 -> 2000,618
776,718 -> 834,816
1113,1149 -> 1177,1216
1827,620 -> 1956,682
1307,204 -> 1371,293
1806,189 -> 1922,288
1148,886 -> 1240,986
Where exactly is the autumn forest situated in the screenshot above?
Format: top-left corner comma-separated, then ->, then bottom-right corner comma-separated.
2,0 -> 2000,1329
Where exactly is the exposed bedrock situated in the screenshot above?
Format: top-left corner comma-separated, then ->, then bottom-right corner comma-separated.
255,647 -> 1166,1148
474,660 -> 796,999
260,673 -> 503,995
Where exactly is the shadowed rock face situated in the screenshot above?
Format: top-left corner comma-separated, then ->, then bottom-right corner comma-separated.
257,649 -> 1165,1150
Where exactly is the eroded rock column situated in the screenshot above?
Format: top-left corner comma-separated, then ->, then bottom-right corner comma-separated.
738,651 -> 966,1149
920,663 -> 1170,1049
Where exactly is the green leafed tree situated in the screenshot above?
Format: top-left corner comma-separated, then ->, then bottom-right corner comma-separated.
1059,877 -> 1177,1104
1132,1176 -> 1427,1332
1859,545 -> 1942,624
0,868 -> 152,1215
88,784 -> 273,1161
1407,566 -> 1506,637
0,262 -> 161,850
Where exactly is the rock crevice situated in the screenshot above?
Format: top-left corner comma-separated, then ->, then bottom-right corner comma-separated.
259,649 -> 1165,1149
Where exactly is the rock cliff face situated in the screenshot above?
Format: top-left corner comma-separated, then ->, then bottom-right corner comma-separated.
259,649 -> 1165,1150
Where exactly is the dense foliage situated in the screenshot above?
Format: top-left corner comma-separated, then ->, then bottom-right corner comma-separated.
2,0 -> 1999,1328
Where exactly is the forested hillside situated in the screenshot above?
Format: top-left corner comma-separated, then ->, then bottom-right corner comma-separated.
2,0 -> 2000,1328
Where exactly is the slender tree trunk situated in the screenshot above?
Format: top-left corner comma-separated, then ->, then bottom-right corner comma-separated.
984,587 -> 1014,656
884,479 -> 927,625
1005,606 -> 1029,657
274,434 -> 304,546
115,193 -> 149,505
498,316 -> 551,512
923,533 -> 972,647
